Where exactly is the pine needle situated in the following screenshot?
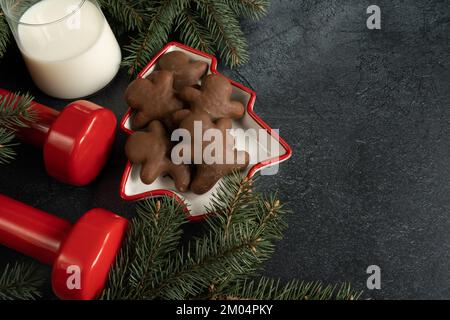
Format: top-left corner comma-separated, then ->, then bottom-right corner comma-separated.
223,0 -> 270,20
93,174 -> 361,300
176,6 -> 214,54
101,197 -> 186,300
122,0 -> 188,76
100,0 -> 145,31
0,91 -> 35,163
0,91 -> 36,130
1,1 -> 269,74
0,10 -> 10,59
0,127 -> 17,164
0,263 -> 43,300
205,171 -> 257,236
195,0 -> 249,67
217,278 -> 362,300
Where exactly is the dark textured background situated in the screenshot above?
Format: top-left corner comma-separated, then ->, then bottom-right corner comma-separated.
0,0 -> 449,300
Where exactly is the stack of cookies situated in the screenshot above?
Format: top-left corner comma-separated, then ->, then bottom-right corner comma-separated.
124,51 -> 249,195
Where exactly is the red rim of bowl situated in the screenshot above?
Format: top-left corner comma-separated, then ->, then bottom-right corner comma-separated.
119,42 -> 293,222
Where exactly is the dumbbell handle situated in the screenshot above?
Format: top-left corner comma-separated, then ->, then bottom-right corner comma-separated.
0,89 -> 60,148
0,194 -> 71,265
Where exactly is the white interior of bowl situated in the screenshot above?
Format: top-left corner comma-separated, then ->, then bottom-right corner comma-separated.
123,45 -> 287,217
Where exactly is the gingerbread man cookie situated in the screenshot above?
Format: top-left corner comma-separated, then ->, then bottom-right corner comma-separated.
158,51 -> 208,92
174,110 -> 249,194
192,123 -> 249,194
179,74 -> 245,120
125,120 -> 191,192
125,70 -> 184,129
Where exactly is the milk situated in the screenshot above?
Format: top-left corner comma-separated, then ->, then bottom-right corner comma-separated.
17,0 -> 121,99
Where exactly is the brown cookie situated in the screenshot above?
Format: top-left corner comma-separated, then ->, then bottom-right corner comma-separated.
173,110 -> 249,194
125,120 -> 191,192
192,156 -> 249,195
125,70 -> 183,129
158,51 -> 208,92
175,110 -> 227,158
179,74 -> 245,120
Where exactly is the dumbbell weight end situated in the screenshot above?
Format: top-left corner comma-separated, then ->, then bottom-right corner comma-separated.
0,89 -> 117,186
0,194 -> 128,300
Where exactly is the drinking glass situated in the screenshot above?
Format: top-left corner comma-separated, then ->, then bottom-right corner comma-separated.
0,0 -> 121,99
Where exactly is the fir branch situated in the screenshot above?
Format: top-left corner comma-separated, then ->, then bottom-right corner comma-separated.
223,0 -> 269,20
176,6 -> 214,54
217,278 -> 362,300
205,172 -> 257,238
101,174 -> 360,301
122,0 -> 188,76
143,175 -> 287,300
0,9 -> 10,59
101,173 -> 287,300
101,197 -> 186,300
195,0 -> 249,67
0,127 -> 17,164
0,92 -> 35,163
0,263 -> 43,300
146,226 -> 270,300
1,1 -> 271,71
99,0 -> 145,32
0,91 -> 35,130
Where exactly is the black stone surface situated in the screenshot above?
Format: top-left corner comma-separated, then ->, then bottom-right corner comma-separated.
0,0 -> 449,300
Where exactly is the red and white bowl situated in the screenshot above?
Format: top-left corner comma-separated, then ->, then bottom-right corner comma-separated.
120,42 -> 293,220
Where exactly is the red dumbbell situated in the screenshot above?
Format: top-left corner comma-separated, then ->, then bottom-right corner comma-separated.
0,194 -> 128,300
0,89 -> 117,186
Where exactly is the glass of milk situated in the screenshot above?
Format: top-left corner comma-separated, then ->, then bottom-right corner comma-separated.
1,0 -> 121,99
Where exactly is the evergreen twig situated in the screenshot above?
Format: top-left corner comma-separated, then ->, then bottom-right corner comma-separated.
0,91 -> 35,163
195,0 -> 249,67
216,278 -> 362,300
0,91 -> 35,130
0,263 -> 43,300
0,9 -> 10,59
99,0 -> 145,32
129,173 -> 281,300
0,1 -> 269,74
223,0 -> 270,20
176,6 -> 214,54
122,0 -> 188,75
102,172 -> 360,300
101,197 -> 186,300
0,127 -> 16,164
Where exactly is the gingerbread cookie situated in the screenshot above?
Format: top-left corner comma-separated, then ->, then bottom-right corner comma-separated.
174,110 -> 249,194
159,51 -> 208,92
125,70 -> 183,129
175,110 -> 229,158
192,126 -> 249,194
125,120 -> 191,192
192,157 -> 249,194
179,74 -> 245,120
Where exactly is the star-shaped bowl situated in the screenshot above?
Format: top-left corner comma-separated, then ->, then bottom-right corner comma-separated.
120,42 -> 292,220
